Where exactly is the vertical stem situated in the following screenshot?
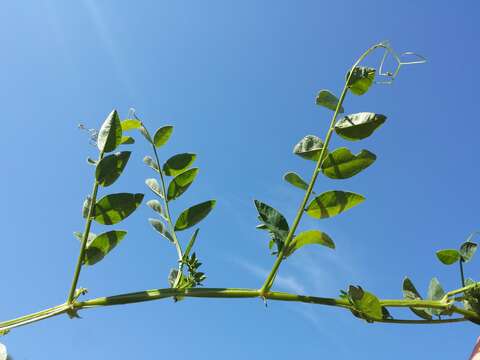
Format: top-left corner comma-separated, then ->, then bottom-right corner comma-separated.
259,42 -> 387,295
66,152 -> 105,303
459,259 -> 465,287
144,126 -> 184,288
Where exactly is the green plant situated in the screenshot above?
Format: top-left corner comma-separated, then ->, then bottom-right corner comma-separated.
1,42 -> 479,353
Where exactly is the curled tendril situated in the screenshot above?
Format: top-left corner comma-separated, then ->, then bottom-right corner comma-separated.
78,123 -> 98,146
375,40 -> 427,85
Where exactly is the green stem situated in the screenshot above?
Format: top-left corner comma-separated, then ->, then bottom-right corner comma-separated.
2,286 -> 478,333
459,259 -> 465,287
260,42 -> 387,295
143,125 -> 184,288
66,151 -> 105,303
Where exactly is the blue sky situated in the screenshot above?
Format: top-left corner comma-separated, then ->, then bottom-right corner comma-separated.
0,0 -> 479,358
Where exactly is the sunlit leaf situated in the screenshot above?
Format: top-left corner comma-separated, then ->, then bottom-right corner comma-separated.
402,277 -> 432,320
315,90 -> 344,113
321,148 -> 376,179
95,151 -> 131,187
286,230 -> 334,256
305,191 -> 365,219
348,285 -> 383,321
143,156 -> 159,172
139,125 -> 153,144
120,136 -> 135,145
283,172 -> 309,191
163,153 -> 196,176
83,230 -> 127,266
174,200 -> 216,231
293,135 -> 325,161
335,112 -> 387,141
149,218 -> 174,242
154,126 -> 173,148
93,193 -> 144,225
97,110 -> 122,153
121,119 -> 142,131
346,66 -> 375,95
167,168 -> 199,201
184,228 -> 199,259
145,178 -> 164,198
82,196 -> 92,219
436,249 -> 460,265
73,231 -> 97,245
460,241 -> 478,263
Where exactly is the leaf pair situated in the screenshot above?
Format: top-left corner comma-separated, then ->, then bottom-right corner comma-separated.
436,236 -> 478,265
402,277 -> 449,319
341,285 -> 386,322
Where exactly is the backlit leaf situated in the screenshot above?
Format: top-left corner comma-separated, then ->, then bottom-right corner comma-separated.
143,156 -> 159,172
346,66 -> 375,95
436,249 -> 460,265
83,230 -> 127,266
154,126 -> 173,148
95,151 -> 131,187
163,153 -> 196,176
174,200 -> 216,231
149,218 -> 174,242
315,90 -> 344,113
286,230 -> 335,256
335,112 -> 387,141
460,241 -> 478,263
306,191 -> 365,219
93,193 -> 144,225
121,119 -> 142,131
321,148 -> 376,179
167,168 -> 199,201
145,178 -> 164,198
284,172 -> 309,191
402,277 -> 432,320
293,135 -> 325,161
120,136 -> 135,145
146,199 -> 167,220
426,277 -> 445,316
97,110 -> 122,153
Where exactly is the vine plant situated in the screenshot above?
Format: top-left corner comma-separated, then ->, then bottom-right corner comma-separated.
1,41 -> 480,348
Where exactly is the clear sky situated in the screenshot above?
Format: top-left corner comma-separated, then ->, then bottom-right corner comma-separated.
0,1 -> 479,359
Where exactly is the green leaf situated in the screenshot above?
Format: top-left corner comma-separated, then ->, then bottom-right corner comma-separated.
335,112 -> 387,141
460,241 -> 478,263
254,200 -> 289,240
321,148 -> 376,179
139,125 -> 153,143
93,193 -> 144,225
120,136 -> 135,145
402,277 -> 432,320
95,151 -> 131,187
315,90 -> 344,113
146,199 -> 167,220
293,135 -> 325,161
174,200 -> 216,231
184,229 -> 199,259
286,230 -> 335,256
305,191 -> 365,219
149,218 -> 174,242
163,153 -> 196,176
87,157 -> 97,165
435,249 -> 460,265
154,126 -> 173,148
143,156 -> 159,172
346,66 -> 375,95
145,178 -> 164,198
426,277 -> 445,316
283,172 -> 309,191
97,110 -> 122,153
348,285 -> 383,321
121,119 -> 142,131
83,230 -> 127,266
167,168 -> 199,201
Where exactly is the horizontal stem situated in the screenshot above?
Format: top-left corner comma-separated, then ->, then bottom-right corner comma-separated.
1,286 -> 479,333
